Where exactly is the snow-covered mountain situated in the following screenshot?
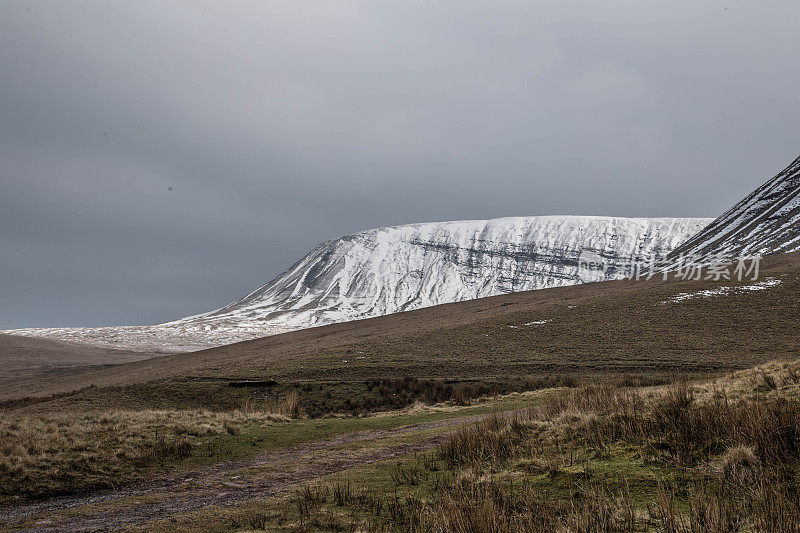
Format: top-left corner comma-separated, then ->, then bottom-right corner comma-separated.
666,154 -> 800,263
7,215 -> 710,353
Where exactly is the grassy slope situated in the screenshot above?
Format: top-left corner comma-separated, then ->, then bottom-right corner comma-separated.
0,390 -> 548,505
4,252 -> 799,409
2,253 -> 799,528
4,362 -> 799,529
157,360 -> 800,532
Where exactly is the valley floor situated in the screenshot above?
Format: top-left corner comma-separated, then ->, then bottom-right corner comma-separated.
0,394 -> 542,531
3,359 -> 800,531
2,253 -> 800,531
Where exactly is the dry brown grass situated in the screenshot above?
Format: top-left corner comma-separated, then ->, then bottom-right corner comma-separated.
438,414 -> 525,469
0,408 -> 288,501
695,359 -> 800,401
285,360 -> 800,532
720,445 -> 760,487
237,389 -> 303,419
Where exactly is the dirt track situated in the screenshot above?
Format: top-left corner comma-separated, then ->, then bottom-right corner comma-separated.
0,411 -> 498,532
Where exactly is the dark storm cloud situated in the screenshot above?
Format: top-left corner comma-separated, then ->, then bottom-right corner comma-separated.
1,1 -> 798,328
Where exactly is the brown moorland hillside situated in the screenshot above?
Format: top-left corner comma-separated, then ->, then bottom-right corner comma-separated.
0,334 -> 157,383
3,252 -> 799,409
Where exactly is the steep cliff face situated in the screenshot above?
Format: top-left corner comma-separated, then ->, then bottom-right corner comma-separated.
666,155 -> 800,263
7,215 -> 710,352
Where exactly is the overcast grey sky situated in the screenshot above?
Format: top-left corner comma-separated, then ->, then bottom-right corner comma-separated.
1,1 -> 798,329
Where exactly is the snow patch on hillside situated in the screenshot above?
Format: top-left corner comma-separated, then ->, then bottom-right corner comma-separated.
661,278 -> 781,304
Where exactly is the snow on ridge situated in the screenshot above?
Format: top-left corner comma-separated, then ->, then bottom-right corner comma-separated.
6,215 -> 711,353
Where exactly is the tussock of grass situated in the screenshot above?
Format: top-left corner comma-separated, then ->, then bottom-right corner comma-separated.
238,389 -> 303,419
438,414 -> 526,469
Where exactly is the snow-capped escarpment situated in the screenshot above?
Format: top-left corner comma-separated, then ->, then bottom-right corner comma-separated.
666,154 -> 800,264
7,216 -> 710,353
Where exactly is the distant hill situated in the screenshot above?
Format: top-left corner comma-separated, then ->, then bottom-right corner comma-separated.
5,216 -> 709,352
